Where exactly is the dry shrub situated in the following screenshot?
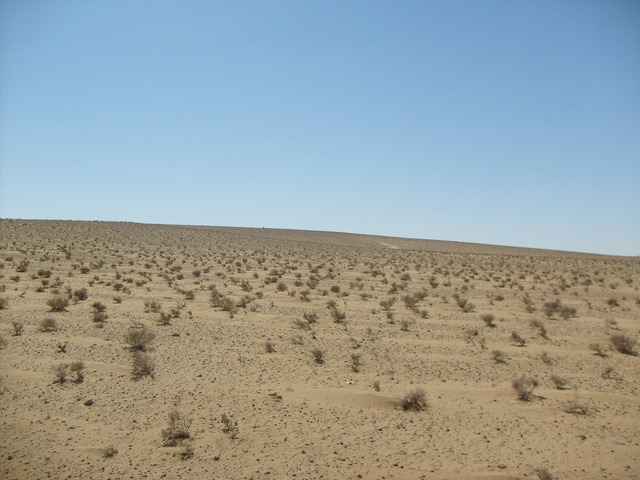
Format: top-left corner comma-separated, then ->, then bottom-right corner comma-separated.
72,288 -> 88,302
550,374 -> 569,389
512,376 -> 538,401
330,308 -> 346,323
563,396 -> 597,415
52,363 -> 69,383
601,366 -> 615,379
610,334 -> 637,355
132,351 -> 155,378
0,298 -> 8,310
124,326 -> 156,350
70,361 -> 85,382
350,353 -> 362,373
40,317 -> 58,332
401,389 -> 428,411
492,350 -> 507,363
221,413 -> 238,439
529,319 -> 548,339
510,331 -> 526,347
91,301 -> 107,312
589,343 -> 608,357
481,314 -> 496,327
103,445 -> 118,458
47,295 -> 69,312
311,348 -> 325,364
161,408 -> 192,446
534,468 -> 555,480
303,311 -> 319,324
12,321 -> 23,336
264,341 -> 276,353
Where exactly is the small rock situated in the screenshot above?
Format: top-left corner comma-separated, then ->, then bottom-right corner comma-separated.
84,400 -> 94,406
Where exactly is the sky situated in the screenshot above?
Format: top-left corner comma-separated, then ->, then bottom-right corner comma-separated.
1,1 -> 639,256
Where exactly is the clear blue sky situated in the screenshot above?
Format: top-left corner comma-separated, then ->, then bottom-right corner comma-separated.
2,1 -> 639,255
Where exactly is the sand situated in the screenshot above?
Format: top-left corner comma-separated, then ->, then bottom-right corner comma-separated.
0,219 -> 638,479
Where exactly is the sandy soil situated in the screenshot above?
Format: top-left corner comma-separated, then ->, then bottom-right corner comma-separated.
0,219 -> 638,479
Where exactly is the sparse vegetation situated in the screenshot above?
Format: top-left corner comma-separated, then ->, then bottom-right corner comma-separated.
311,348 -> 325,364
512,376 -> 538,401
161,408 -> 192,446
124,326 -> 156,351
221,413 -> 239,439
40,317 -> 58,332
610,333 -> 637,355
132,351 -> 155,378
401,389 -> 428,411
47,295 -> 69,312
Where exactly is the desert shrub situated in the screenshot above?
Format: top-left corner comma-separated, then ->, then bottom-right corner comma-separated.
158,311 -> 172,325
350,353 -> 362,373
219,297 -> 238,317
610,334 -> 637,355
221,413 -> 239,439
330,308 -> 346,324
113,295 -> 122,304
53,363 -> 69,383
93,311 -> 108,324
72,288 -> 88,302
589,343 -> 608,357
529,319 -> 548,339
132,351 -> 155,378
401,389 -> 428,411
373,380 -> 381,391
47,295 -> 69,312
40,317 -> 58,332
540,352 -> 554,365
534,468 -> 555,480
12,321 -> 23,336
481,314 -> 495,327
103,445 -> 118,458
379,298 -> 396,311
550,374 -> 568,389
144,300 -> 162,313
543,299 -> 561,318
303,311 -> 318,324
276,282 -> 287,292
492,350 -> 506,363
0,335 -> 7,350
510,331 -> 526,347
559,305 -> 576,320
601,366 -> 615,379
606,297 -> 619,307
57,342 -> 67,353
563,397 -> 596,415
264,341 -> 276,353
179,440 -> 195,460
512,376 -> 538,401
124,326 -> 156,351
293,318 -> 311,330
0,298 -> 7,310
311,348 -> 325,364
161,408 -> 192,446
69,361 -> 85,382
91,301 -> 107,312
400,319 -> 412,331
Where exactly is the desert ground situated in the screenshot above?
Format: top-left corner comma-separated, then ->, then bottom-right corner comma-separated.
0,219 -> 638,480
